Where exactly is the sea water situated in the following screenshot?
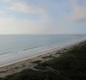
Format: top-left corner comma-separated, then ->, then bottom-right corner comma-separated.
0,34 -> 86,67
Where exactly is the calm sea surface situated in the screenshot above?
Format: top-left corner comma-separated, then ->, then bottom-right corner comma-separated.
0,34 -> 86,66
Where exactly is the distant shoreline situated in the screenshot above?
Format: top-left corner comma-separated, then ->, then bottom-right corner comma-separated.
0,39 -> 86,77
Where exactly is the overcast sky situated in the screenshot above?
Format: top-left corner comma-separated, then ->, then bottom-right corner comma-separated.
0,0 -> 86,34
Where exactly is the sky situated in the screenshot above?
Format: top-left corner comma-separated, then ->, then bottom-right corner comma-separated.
0,0 -> 86,34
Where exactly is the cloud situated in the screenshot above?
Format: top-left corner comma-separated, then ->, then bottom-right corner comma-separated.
0,0 -> 21,2
0,0 -> 86,34
8,2 -> 46,14
0,0 -> 10,2
0,0 -> 49,34
1,0 -> 46,15
0,9 -> 49,34
61,0 -> 86,24
70,0 -> 86,20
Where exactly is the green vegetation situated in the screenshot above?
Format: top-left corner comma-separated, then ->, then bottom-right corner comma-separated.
1,41 -> 86,80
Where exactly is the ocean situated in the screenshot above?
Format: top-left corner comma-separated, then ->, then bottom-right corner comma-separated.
0,34 -> 86,67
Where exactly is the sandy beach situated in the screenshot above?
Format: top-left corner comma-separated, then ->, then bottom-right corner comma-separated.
0,40 -> 86,78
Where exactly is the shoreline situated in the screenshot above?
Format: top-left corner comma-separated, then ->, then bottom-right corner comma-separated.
0,39 -> 86,77
0,38 -> 86,68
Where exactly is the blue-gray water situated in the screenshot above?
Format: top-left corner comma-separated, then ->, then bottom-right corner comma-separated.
0,34 -> 86,67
